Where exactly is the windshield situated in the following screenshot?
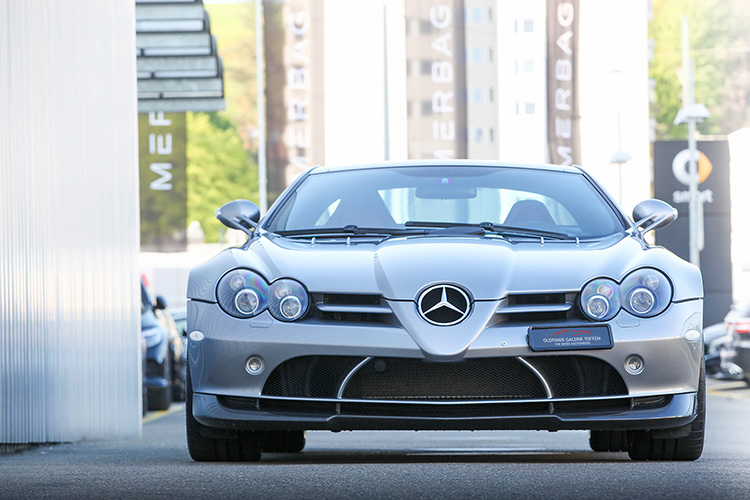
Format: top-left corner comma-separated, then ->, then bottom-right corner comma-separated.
266,166 -> 624,239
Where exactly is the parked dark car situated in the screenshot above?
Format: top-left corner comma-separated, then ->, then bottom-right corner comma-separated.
141,279 -> 186,410
169,307 -> 188,398
726,299 -> 750,384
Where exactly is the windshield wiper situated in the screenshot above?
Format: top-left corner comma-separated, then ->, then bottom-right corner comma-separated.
404,221 -> 572,240
275,225 -> 427,237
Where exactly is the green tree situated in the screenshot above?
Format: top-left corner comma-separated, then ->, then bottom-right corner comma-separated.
187,112 -> 259,243
650,0 -> 744,139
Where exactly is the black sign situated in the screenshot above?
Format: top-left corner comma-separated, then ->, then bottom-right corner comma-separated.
139,112 -> 187,252
653,140 -> 732,325
528,325 -> 613,352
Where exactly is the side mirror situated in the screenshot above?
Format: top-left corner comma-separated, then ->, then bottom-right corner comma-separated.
216,199 -> 260,236
154,295 -> 168,310
632,199 -> 677,234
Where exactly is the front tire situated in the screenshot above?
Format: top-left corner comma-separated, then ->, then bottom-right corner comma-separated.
628,366 -> 705,461
589,430 -> 629,452
185,366 -> 262,462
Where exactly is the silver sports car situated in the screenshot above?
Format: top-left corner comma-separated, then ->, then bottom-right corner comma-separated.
185,160 -> 704,462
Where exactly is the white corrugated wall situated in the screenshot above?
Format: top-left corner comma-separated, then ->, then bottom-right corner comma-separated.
0,0 -> 141,442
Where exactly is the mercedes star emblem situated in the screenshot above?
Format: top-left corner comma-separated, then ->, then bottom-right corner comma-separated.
417,284 -> 471,326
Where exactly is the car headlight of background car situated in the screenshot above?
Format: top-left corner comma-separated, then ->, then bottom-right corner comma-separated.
217,269 -> 309,321
579,268 -> 673,321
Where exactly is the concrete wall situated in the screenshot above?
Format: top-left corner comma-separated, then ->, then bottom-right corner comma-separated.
0,0 -> 142,443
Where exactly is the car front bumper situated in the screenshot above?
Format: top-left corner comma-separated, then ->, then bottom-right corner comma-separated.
187,298 -> 703,432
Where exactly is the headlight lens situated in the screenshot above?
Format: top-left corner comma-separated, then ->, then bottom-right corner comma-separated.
217,269 -> 269,318
579,269 -> 672,321
579,278 -> 620,321
621,268 -> 672,317
268,279 -> 309,321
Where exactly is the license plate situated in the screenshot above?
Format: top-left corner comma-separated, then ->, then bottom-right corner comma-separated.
527,325 -> 613,352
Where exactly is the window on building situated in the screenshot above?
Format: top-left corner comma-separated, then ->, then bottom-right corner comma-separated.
466,47 -> 487,63
421,100 -> 433,116
406,60 -> 412,76
489,127 -> 495,143
524,59 -> 534,73
524,19 -> 534,33
525,102 -> 536,114
475,128 -> 484,143
471,87 -> 485,103
488,87 -> 494,102
420,60 -> 432,75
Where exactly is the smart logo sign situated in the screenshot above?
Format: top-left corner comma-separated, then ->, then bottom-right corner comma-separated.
669,149 -> 715,204
653,140 -> 731,325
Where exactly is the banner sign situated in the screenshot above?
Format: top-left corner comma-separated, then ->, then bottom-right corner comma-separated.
405,0 -> 467,159
138,112 -> 187,252
653,140 -> 732,325
264,0 -> 325,203
546,0 -> 580,166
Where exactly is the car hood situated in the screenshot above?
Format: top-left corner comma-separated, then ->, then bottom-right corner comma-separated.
188,233 -> 702,303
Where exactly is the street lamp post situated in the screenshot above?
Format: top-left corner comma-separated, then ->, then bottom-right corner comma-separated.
610,110 -> 630,206
674,16 -> 710,267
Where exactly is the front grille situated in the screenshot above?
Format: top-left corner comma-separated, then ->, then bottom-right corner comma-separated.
525,356 -> 628,397
342,358 -> 546,400
262,356 -> 363,398
339,401 -> 550,418
262,355 -> 627,401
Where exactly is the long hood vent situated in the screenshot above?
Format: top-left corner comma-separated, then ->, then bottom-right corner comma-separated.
496,292 -> 579,323
313,293 -> 393,323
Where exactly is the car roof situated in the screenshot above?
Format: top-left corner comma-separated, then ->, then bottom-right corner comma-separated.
308,160 -> 585,175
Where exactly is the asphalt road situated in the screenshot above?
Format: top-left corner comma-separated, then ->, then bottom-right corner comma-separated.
2,380 -> 750,500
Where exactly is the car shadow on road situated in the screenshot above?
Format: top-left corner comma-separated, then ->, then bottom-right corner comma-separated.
218,450 -> 634,465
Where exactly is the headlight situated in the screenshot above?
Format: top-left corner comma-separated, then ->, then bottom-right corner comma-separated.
217,269 -> 269,318
620,268 -> 672,317
579,269 -> 673,321
579,278 -> 621,321
268,279 -> 309,321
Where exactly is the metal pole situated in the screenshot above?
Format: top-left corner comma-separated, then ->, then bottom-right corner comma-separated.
256,0 -> 268,214
682,16 -> 699,267
383,4 -> 390,161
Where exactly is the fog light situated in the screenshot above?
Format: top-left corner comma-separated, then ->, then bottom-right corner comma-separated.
625,355 -> 645,375
245,356 -> 265,375
685,329 -> 701,342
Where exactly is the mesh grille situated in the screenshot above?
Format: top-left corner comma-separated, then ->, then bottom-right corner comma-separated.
262,355 -> 627,401
262,356 -> 364,398
525,355 -> 628,397
339,402 -> 550,418
342,358 -> 546,401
